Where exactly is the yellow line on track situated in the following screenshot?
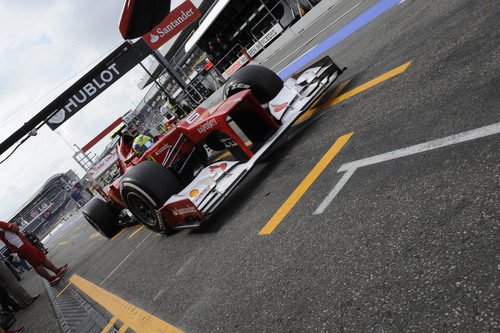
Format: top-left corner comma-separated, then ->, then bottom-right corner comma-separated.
56,282 -> 71,298
128,226 -> 144,239
214,61 -> 411,163
258,61 -> 412,235
111,228 -> 127,241
329,61 -> 412,107
101,317 -> 117,333
259,132 -> 354,235
70,274 -> 183,333
58,241 -> 70,246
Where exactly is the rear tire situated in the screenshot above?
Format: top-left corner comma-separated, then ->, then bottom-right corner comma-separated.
223,65 -> 283,104
82,198 -> 121,238
120,161 -> 184,234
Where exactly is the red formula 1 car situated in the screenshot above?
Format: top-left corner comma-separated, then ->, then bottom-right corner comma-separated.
83,57 -> 344,237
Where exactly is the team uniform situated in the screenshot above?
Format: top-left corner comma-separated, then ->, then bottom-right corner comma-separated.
0,222 -> 46,267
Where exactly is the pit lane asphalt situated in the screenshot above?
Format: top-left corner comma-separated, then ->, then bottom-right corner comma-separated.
44,0 -> 499,331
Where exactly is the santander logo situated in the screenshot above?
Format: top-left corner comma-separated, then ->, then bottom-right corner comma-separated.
150,34 -> 159,43
143,1 -> 201,50
271,102 -> 288,113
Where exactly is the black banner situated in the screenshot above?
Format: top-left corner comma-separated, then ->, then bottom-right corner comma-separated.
46,38 -> 151,130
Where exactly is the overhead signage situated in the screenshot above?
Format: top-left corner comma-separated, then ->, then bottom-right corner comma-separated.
222,55 -> 249,80
257,23 -> 283,48
88,150 -> 118,180
143,0 -> 201,50
222,23 -> 283,79
46,39 -> 151,130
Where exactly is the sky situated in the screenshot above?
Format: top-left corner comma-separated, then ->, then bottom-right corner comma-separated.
0,0 -> 184,219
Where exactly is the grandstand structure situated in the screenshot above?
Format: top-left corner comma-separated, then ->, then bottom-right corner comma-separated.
8,170 -> 86,238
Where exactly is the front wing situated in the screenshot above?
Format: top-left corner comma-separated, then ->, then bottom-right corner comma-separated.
159,57 -> 344,229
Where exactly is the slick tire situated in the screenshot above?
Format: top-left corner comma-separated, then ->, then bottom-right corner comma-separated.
120,161 -> 184,234
82,198 -> 121,238
223,65 -> 283,104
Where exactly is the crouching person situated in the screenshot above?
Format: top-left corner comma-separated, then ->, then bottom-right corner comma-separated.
0,221 -> 67,287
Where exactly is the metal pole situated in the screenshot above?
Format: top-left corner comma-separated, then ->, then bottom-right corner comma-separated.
139,62 -> 173,101
173,64 -> 204,102
55,131 -> 77,152
150,49 -> 198,106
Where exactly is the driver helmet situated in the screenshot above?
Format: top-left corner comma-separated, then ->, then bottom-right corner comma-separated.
132,134 -> 153,156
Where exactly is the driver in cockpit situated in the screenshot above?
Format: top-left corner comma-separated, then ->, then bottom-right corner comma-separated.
132,134 -> 154,156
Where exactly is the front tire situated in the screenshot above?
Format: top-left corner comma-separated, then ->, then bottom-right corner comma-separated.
223,65 -> 283,104
120,161 -> 184,233
82,198 -> 121,238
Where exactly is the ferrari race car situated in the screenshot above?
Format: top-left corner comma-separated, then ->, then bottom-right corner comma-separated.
82,56 -> 344,237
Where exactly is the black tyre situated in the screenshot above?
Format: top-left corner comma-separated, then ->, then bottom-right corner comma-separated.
120,161 -> 184,234
82,198 -> 121,238
223,65 -> 283,104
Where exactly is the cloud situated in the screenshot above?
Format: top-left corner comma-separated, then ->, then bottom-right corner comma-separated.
0,0 -> 174,219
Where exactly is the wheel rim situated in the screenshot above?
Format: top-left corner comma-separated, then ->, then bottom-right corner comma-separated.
83,213 -> 104,235
126,191 -> 160,228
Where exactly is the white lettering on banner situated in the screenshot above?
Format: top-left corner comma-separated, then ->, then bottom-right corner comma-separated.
258,23 -> 283,47
48,64 -> 123,125
73,91 -> 87,103
65,99 -> 78,112
155,9 -> 195,39
197,119 -> 217,134
247,42 -> 263,57
223,55 -> 249,79
88,150 -> 118,179
83,83 -> 97,97
108,63 -> 119,75
92,78 -> 105,89
100,70 -> 113,82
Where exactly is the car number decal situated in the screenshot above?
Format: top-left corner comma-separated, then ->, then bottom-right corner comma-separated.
186,112 -> 200,124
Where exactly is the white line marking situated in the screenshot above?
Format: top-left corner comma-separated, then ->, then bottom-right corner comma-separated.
271,0 -> 364,70
153,289 -> 165,302
176,256 -> 195,276
339,122 -> 500,171
100,232 -> 151,286
313,169 -> 356,214
69,242 -> 93,266
314,122 -> 500,214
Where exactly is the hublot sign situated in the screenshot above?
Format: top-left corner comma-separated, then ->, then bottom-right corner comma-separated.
47,39 -> 151,130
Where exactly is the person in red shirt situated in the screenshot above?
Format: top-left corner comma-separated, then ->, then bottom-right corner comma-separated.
0,222 -> 67,287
